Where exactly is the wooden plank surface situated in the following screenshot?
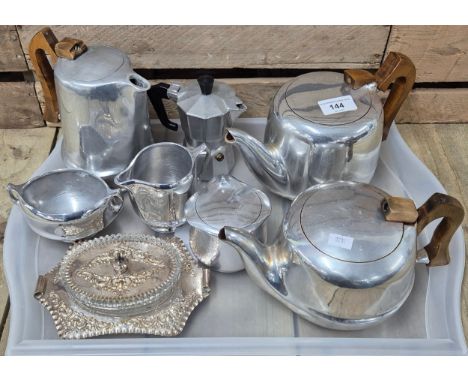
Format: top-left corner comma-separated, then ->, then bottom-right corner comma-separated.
17,26 -> 389,70
387,26 -> 468,82
396,89 -> 468,124
398,124 -> 468,341
0,26 -> 27,72
0,82 -> 44,129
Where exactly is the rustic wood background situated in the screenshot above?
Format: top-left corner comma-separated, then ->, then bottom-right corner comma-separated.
0,25 -> 467,128
0,25 -> 467,352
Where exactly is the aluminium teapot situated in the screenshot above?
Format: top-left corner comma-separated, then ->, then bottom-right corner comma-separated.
226,52 -> 416,199
29,27 -> 153,178
219,182 -> 464,330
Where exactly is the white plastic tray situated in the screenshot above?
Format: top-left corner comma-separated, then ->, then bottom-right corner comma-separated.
3,118 -> 467,355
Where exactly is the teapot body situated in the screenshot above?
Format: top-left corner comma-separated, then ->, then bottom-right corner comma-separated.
263,72 -> 384,199
229,53 -> 416,200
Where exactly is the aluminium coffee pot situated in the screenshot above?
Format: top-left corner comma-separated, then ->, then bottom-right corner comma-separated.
29,27 -> 153,179
220,182 -> 464,330
148,75 -> 246,181
226,52 -> 416,199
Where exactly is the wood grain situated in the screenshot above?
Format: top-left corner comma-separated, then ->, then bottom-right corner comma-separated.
387,26 -> 468,82
0,82 -> 44,129
0,26 -> 27,72
398,124 -> 468,341
17,26 -> 389,70
396,88 -> 468,124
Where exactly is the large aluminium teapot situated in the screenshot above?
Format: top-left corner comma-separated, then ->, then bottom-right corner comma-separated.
226,52 -> 416,199
29,27 -> 153,178
220,182 -> 464,330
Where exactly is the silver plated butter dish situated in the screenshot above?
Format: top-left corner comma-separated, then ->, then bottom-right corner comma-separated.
34,234 -> 210,339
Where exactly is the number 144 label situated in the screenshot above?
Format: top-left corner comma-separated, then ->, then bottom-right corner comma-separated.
318,95 -> 357,116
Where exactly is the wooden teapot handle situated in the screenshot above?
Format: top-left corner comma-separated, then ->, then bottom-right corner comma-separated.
29,28 -> 87,123
416,193 -> 464,267
344,52 -> 416,140
29,27 -> 60,123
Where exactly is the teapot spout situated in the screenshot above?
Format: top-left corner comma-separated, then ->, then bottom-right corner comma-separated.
219,227 -> 285,292
225,129 -> 288,195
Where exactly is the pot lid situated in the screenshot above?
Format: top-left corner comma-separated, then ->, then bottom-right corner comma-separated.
283,71 -> 374,126
185,175 -> 271,236
294,182 -> 404,263
176,76 -> 246,121
55,46 -> 128,83
59,234 -> 183,316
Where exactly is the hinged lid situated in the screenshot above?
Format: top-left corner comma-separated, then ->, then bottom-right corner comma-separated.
291,182 -> 405,263
282,72 -> 375,126
54,46 -> 128,83
176,76 -> 246,122
185,175 -> 271,236
59,234 -> 183,316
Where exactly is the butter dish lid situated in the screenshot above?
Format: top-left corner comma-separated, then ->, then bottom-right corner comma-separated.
58,234 -> 183,316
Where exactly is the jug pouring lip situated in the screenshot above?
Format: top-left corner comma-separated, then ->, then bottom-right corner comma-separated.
127,72 -> 151,92
114,142 -> 198,190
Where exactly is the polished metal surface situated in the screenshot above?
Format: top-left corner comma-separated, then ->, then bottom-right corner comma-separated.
220,181 -> 423,330
185,175 -> 271,272
227,71 -> 384,199
59,234 -> 182,316
296,182 -> 403,262
7,169 -> 123,242
114,142 -> 207,232
35,234 -> 210,339
168,78 -> 246,180
55,46 -> 153,178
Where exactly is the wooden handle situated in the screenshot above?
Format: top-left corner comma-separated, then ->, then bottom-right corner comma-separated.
344,52 -> 416,140
28,27 -> 60,123
417,193 -> 464,267
55,37 -> 87,60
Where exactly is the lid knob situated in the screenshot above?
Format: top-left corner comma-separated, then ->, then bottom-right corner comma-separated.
197,74 -> 214,95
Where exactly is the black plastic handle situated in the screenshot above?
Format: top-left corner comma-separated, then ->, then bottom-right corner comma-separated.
147,82 -> 178,131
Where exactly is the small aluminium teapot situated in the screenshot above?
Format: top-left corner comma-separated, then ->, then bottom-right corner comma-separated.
29,27 -> 153,178
226,52 -> 416,199
220,182 -> 464,330
148,75 -> 246,180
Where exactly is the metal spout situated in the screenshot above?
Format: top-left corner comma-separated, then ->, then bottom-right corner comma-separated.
127,73 -> 151,93
225,128 -> 288,193
219,227 -> 284,291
